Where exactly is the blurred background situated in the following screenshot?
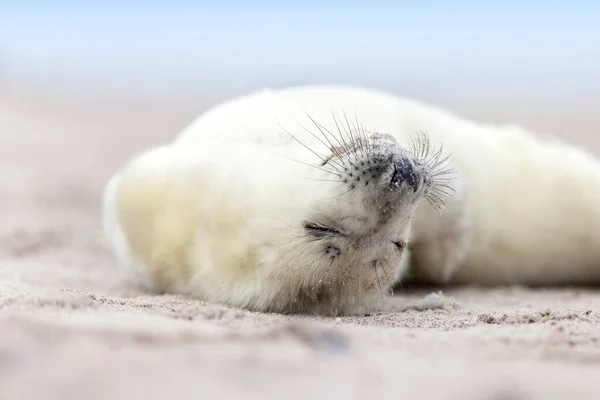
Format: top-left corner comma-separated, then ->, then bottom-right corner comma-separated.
0,1 -> 599,212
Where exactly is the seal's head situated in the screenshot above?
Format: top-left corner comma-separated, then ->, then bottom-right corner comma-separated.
280,132 -> 429,313
253,119 -> 454,315
117,114 -> 454,316
177,114 -> 455,316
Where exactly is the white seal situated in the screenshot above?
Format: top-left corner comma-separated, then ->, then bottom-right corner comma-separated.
103,85 -> 600,315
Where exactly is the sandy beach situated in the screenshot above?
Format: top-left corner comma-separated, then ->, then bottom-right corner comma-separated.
1,89 -> 600,400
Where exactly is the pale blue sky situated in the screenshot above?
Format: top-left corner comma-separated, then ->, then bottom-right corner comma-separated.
1,1 -> 599,100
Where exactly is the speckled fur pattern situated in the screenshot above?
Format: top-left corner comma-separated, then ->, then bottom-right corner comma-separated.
103,85 -> 600,315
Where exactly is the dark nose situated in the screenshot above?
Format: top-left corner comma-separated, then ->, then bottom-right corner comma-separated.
390,158 -> 419,192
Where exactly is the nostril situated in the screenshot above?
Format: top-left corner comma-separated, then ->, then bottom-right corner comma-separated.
390,159 -> 419,191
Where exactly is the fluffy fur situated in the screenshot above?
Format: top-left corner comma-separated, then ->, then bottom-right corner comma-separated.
103,85 -> 600,315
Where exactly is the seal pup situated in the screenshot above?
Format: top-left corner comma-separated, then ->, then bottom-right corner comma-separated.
103,85 -> 600,315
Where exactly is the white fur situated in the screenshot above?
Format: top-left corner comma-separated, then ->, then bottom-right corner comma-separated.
103,85 -> 600,315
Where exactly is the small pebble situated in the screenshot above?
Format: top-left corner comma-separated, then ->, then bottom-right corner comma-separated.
334,317 -> 342,323
413,291 -> 446,311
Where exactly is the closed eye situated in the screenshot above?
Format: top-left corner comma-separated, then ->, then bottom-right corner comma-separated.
393,241 -> 406,251
304,222 -> 341,237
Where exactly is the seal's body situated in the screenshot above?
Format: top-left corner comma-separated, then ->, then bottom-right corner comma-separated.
103,86 -> 600,315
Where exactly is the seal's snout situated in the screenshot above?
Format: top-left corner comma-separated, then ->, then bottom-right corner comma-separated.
390,158 -> 419,191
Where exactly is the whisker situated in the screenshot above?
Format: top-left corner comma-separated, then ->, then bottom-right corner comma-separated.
297,122 -> 345,170
334,185 -> 355,198
406,129 -> 458,214
429,192 -> 453,202
426,196 -> 444,214
381,259 -> 394,296
304,109 -> 344,150
427,191 -> 445,205
340,109 -> 360,150
332,113 -> 357,168
432,183 -> 456,191
299,178 -> 343,183
304,110 -> 361,173
373,261 -> 384,300
331,112 -> 361,170
296,116 -> 333,150
353,111 -> 371,152
277,122 -> 330,165
429,187 -> 454,197
429,157 -> 454,174
432,169 -> 457,177
334,111 -> 352,151
350,111 -> 368,159
275,153 -> 341,177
